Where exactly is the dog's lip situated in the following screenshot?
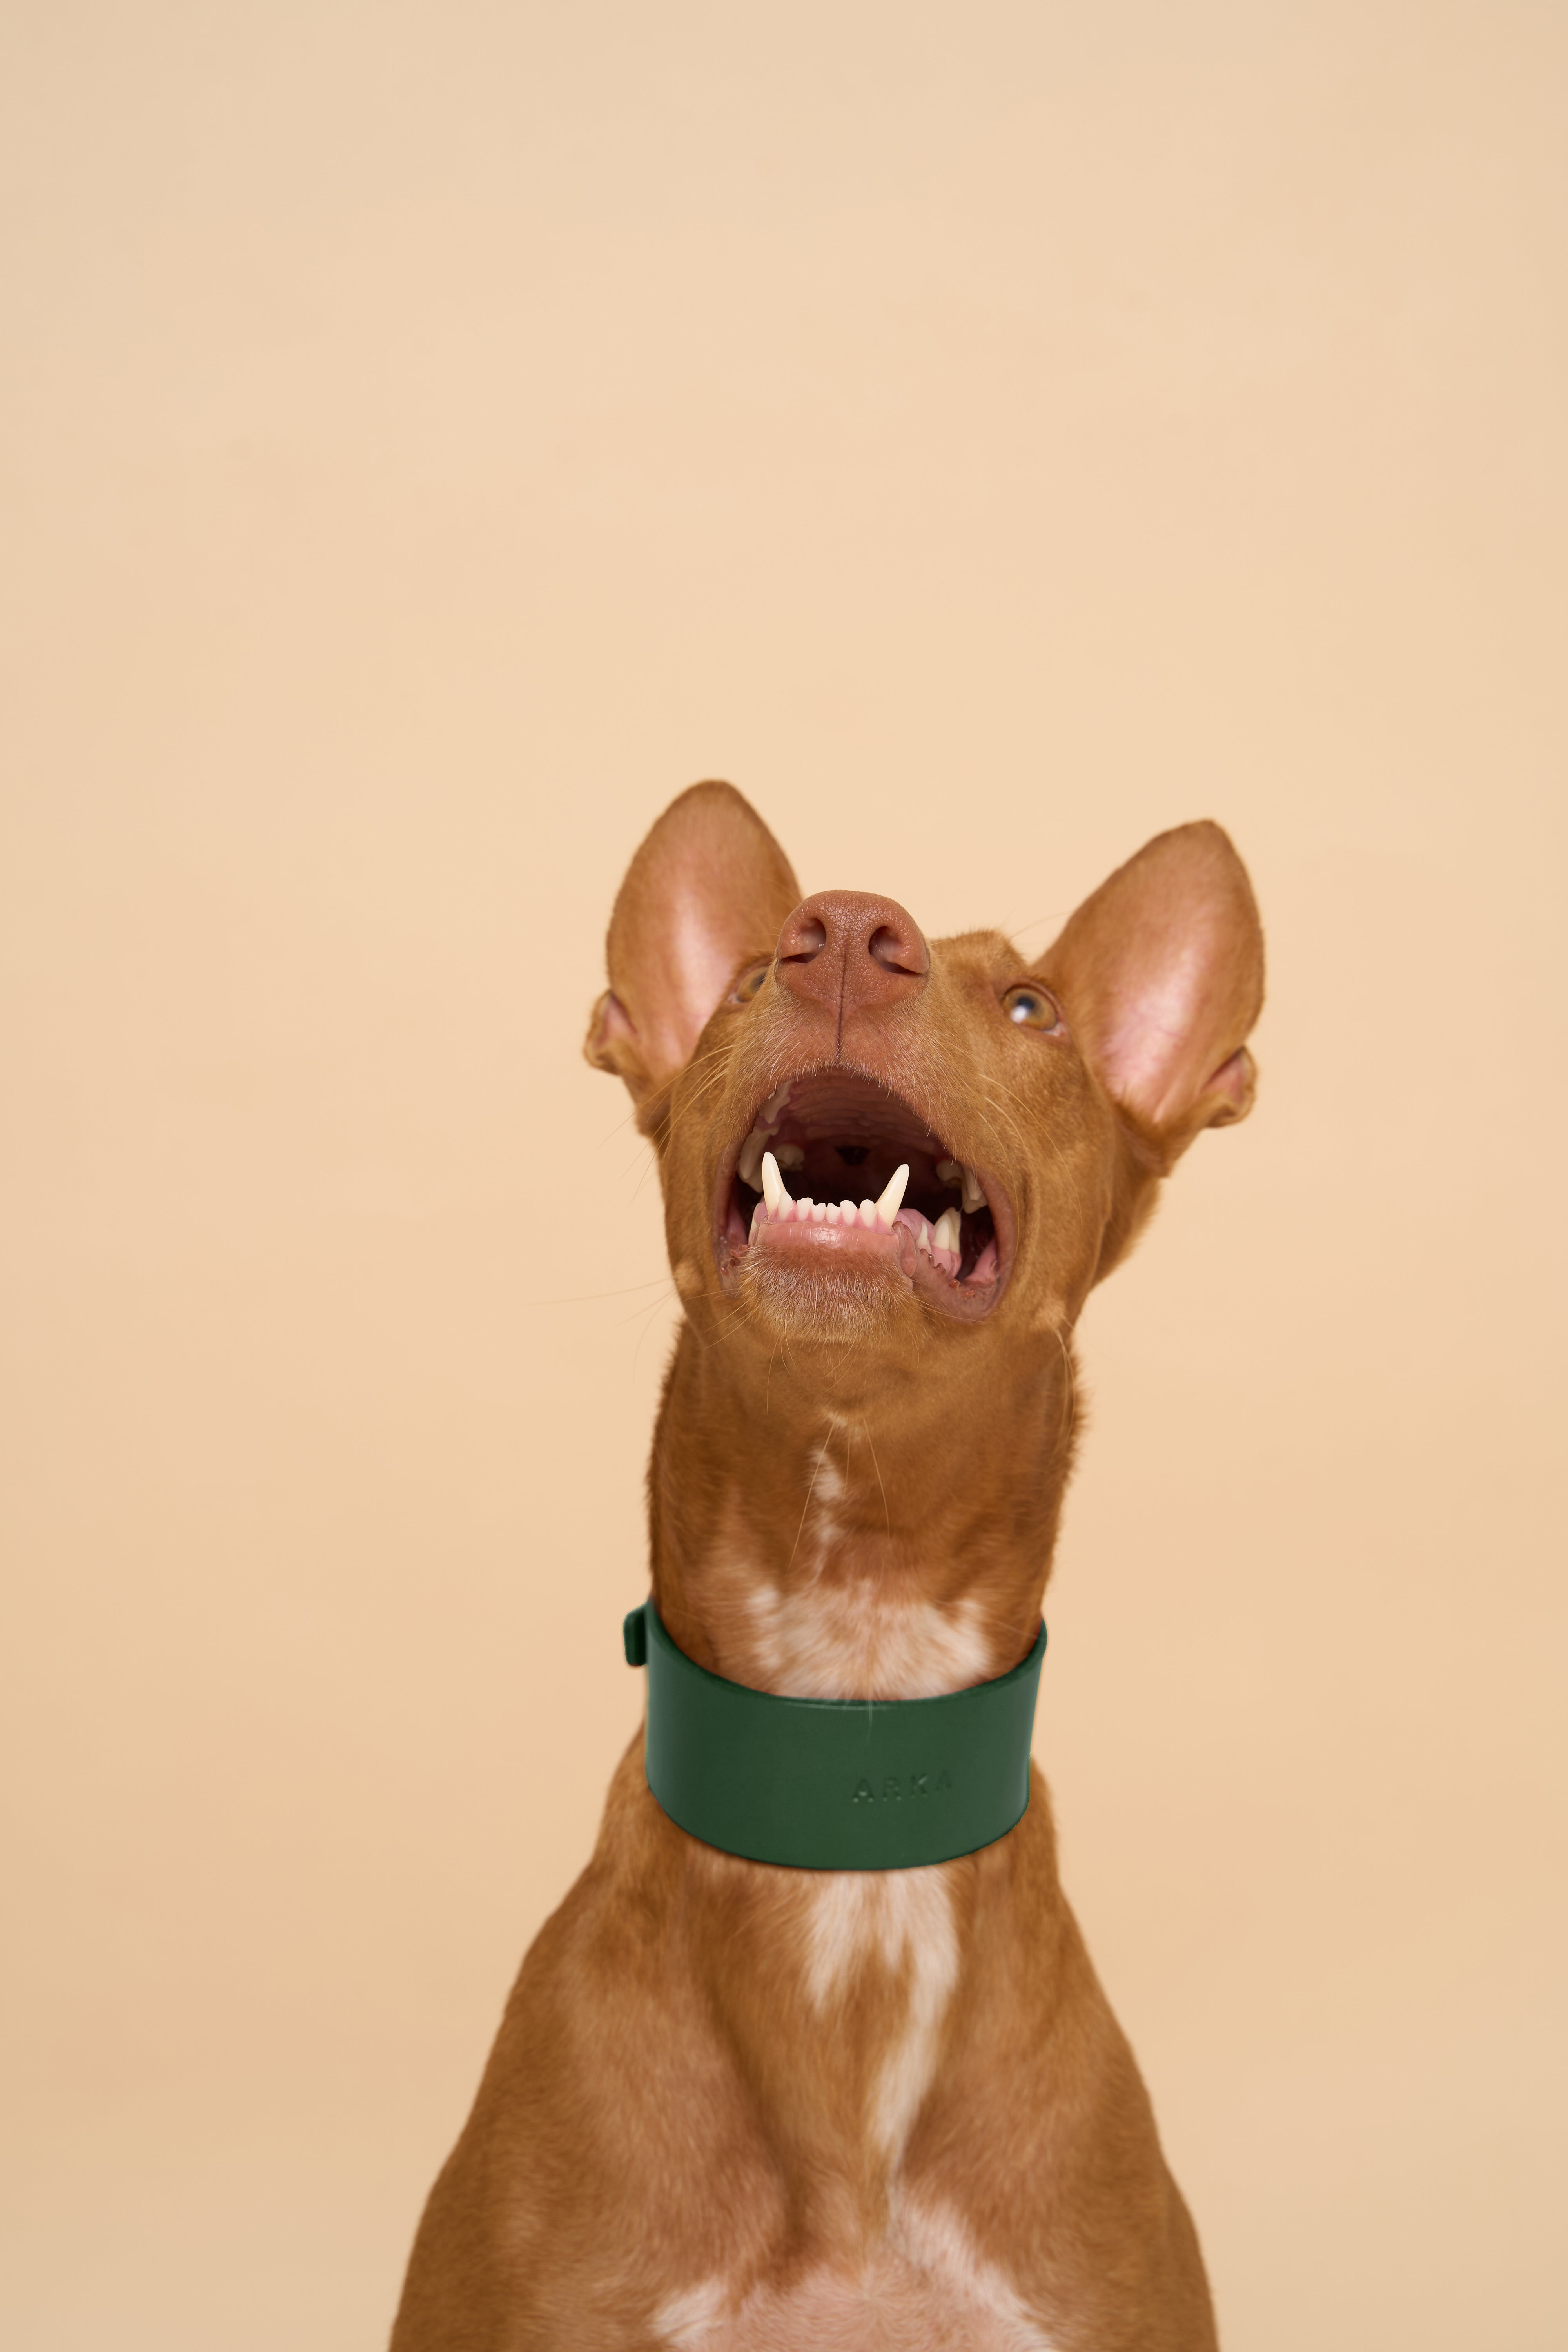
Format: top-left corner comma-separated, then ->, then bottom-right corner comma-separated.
709,1070 -> 1015,1320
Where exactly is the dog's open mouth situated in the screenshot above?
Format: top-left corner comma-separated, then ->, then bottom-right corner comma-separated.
713,1072 -> 1011,1321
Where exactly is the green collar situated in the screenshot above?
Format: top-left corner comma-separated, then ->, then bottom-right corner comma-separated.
623,1599 -> 1046,1871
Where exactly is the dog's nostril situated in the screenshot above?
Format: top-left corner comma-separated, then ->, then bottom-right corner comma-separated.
779,918 -> 826,963
775,892 -> 929,992
868,924 -> 926,977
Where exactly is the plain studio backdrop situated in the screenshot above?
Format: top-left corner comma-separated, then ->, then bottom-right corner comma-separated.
2,4 -> 1564,2347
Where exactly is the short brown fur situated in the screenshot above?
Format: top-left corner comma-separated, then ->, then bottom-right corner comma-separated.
391,782 -> 1264,2350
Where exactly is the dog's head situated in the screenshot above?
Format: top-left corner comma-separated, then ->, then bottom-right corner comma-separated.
587,783 -> 1262,1385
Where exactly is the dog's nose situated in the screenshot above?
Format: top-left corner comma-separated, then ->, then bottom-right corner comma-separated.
773,891 -> 930,1020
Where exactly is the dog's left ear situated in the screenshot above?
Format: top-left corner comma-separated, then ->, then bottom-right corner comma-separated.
1037,820 -> 1264,1165
585,781 -> 801,1110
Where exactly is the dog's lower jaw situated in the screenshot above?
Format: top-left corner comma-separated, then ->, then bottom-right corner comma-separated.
735,1249 -> 913,1347
717,1176 -> 1013,1332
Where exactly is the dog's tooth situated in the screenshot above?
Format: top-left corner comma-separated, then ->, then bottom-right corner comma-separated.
859,1199 -> 876,1228
840,1198 -> 856,1222
795,1196 -> 813,1221
936,1158 -> 962,1186
934,1207 -> 961,1255
960,1166 -> 985,1214
775,1143 -> 805,1170
737,1131 -> 766,1190
823,1201 -> 840,1225
761,1151 -> 789,1216
874,1164 -> 909,1227
759,1081 -> 793,1129
812,1201 -> 828,1223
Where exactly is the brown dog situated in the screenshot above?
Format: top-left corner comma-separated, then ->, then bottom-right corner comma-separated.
390,782 -> 1263,2350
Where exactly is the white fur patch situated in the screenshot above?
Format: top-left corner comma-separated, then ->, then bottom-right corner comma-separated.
655,2207 -> 1057,2349
749,1433 -> 983,2169
806,1869 -> 960,2165
748,1580 -> 992,1702
740,1424 -> 998,1702
893,2198 -> 1058,2349
654,2275 -> 729,2344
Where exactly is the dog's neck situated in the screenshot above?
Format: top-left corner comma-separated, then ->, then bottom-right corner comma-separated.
649,1318 -> 1073,1702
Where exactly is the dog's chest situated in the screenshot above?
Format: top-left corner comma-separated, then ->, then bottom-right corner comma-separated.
653,1874 -> 1057,2352
656,2218 -> 1057,2351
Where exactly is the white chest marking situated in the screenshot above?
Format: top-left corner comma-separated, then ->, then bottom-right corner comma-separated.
744,1450 -> 990,2171
655,2276 -> 729,2345
742,1426 -> 998,1704
654,2201 -> 1057,2348
747,1572 -> 993,1705
805,1869 -> 960,2164
892,2196 -> 1059,2348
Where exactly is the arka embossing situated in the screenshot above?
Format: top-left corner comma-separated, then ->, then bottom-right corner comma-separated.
850,1767 -> 953,1804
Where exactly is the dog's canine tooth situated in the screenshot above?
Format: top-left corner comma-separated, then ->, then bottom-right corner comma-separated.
737,1131 -> 767,1190
960,1166 -> 985,1214
934,1207 -> 961,1256
875,1164 -> 909,1227
761,1151 -> 789,1216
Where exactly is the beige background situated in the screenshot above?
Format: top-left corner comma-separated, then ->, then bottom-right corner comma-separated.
3,4 -> 1565,2347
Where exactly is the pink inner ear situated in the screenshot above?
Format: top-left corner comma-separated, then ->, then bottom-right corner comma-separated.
1100,933 -> 1250,1130
664,897 -> 754,1065
632,881 -> 769,1083
1099,949 -> 1210,1126
591,991 -> 637,1058
1205,1047 -> 1252,1112
601,782 -> 802,1092
1040,821 -> 1263,1139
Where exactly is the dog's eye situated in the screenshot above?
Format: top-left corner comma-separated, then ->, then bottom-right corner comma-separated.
730,963 -> 770,1006
1002,984 -> 1062,1033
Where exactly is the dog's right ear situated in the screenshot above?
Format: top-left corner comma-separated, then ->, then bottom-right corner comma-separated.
1036,819 -> 1264,1165
584,782 -> 801,1111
